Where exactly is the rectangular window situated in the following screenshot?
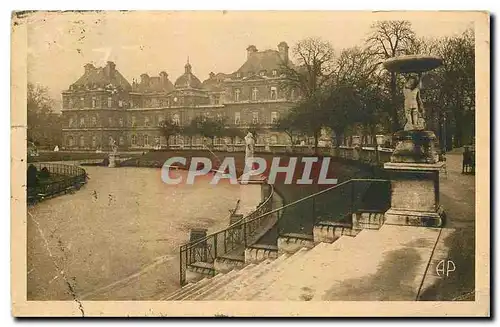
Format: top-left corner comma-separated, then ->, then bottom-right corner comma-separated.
79,117 -> 85,127
119,118 -> 124,127
118,100 -> 123,108
173,114 -> 180,125
213,95 -> 220,105
92,97 -> 96,108
119,136 -> 124,145
272,69 -> 278,77
252,112 -> 259,124
68,117 -> 74,127
144,135 -> 149,146
270,87 -> 277,100
80,97 -> 85,108
108,117 -> 113,126
131,116 -> 136,127
107,97 -> 112,108
131,135 -> 137,146
252,87 -> 258,101
234,112 -> 241,125
91,116 -> 97,127
234,89 -> 240,102
145,117 -> 150,127
271,111 -> 279,124
158,115 -> 164,126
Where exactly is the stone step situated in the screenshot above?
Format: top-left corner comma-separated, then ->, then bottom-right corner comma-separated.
255,226 -> 440,301
190,264 -> 257,300
232,245 -> 325,300
174,274 -> 223,301
251,237 -> 356,300
211,255 -> 290,301
162,276 -> 214,301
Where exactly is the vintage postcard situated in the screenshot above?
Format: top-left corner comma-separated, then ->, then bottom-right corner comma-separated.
11,10 -> 490,317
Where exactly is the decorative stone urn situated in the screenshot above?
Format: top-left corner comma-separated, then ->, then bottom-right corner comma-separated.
382,55 -> 446,227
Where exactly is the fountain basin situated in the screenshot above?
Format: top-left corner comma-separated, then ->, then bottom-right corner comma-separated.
383,55 -> 443,73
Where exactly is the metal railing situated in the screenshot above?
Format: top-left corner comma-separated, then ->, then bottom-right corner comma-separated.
179,183 -> 277,285
178,178 -> 390,285
277,179 -> 391,236
27,162 -> 88,203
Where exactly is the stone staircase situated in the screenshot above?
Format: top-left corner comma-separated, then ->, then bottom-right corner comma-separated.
163,224 -> 447,301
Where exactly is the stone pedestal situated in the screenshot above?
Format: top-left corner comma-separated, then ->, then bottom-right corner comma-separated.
108,153 -> 119,168
384,162 -> 445,227
391,130 -> 440,164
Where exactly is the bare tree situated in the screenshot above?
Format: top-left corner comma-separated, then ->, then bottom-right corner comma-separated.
366,20 -> 417,132
279,37 -> 336,153
280,37 -> 336,97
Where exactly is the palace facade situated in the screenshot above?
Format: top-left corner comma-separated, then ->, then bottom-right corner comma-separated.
61,42 -> 300,151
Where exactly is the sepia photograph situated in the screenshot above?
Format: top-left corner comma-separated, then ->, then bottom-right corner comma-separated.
11,10 -> 489,317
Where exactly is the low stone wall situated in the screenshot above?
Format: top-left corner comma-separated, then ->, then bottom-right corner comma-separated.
313,211 -> 386,243
277,233 -> 315,255
245,245 -> 278,264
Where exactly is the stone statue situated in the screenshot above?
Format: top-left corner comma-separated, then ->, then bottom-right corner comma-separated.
244,132 -> 255,171
110,137 -> 118,154
403,74 -> 426,131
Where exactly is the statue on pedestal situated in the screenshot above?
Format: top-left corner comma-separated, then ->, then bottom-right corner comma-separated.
110,138 -> 118,154
403,74 -> 425,131
244,132 -> 255,171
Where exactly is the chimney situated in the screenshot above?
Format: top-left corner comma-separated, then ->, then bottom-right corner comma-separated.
159,71 -> 168,85
278,42 -> 289,63
140,73 -> 150,86
104,61 -> 116,77
209,72 -> 215,79
246,45 -> 258,59
84,63 -> 95,74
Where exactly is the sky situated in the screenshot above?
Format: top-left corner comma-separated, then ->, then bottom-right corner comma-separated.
24,11 -> 474,107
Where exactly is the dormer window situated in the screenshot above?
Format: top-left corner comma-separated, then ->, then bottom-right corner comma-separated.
236,72 -> 241,78
259,71 -> 266,77
272,69 -> 278,77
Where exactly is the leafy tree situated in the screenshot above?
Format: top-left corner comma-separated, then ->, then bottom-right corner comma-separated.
159,118 -> 182,149
27,83 -> 62,147
191,116 -> 226,146
272,114 -> 302,146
